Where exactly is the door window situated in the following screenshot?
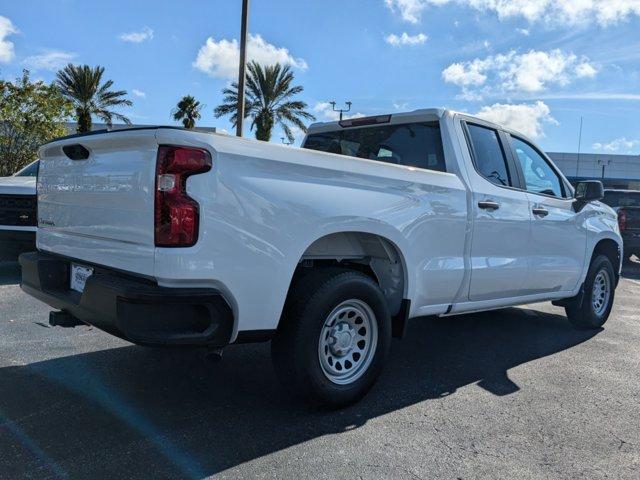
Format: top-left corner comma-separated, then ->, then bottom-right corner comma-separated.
512,137 -> 564,197
466,124 -> 511,187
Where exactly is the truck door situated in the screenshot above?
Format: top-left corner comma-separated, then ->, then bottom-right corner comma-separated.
507,135 -> 586,294
463,122 -> 532,301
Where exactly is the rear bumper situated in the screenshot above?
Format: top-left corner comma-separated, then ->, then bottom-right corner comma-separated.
0,230 -> 36,261
19,251 -> 234,347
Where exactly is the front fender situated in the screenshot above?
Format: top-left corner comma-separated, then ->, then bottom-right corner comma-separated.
581,202 -> 623,284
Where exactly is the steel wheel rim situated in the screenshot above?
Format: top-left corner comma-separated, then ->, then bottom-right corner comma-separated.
318,299 -> 378,385
592,269 -> 611,317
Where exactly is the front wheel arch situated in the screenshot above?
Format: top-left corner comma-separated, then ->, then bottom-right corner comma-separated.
591,238 -> 621,286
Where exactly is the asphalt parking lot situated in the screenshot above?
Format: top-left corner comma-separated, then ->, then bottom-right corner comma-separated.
0,260 -> 638,479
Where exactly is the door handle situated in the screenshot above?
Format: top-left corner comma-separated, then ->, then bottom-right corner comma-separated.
478,200 -> 500,210
532,207 -> 549,217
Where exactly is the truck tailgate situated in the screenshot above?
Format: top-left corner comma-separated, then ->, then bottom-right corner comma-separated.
37,129 -> 159,276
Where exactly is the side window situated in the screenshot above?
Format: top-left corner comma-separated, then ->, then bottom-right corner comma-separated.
466,124 -> 511,187
512,137 -> 564,197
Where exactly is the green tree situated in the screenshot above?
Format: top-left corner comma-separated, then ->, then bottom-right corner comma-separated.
172,95 -> 203,129
214,61 -> 315,142
0,70 -> 72,176
56,64 -> 132,133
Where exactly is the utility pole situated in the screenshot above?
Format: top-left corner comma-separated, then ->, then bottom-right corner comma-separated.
330,101 -> 352,121
236,0 -> 250,137
576,116 -> 583,177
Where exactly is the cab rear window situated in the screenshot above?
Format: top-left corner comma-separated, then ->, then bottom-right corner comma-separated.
302,122 -> 446,172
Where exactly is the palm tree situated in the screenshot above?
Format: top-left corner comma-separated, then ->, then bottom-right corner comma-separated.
56,64 -> 132,133
172,95 -> 203,129
214,61 -> 315,142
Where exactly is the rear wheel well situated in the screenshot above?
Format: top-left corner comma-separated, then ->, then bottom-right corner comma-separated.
290,232 -> 407,318
592,239 -> 620,283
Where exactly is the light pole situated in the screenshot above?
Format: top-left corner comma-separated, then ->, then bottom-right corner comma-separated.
236,0 -> 250,137
576,116 -> 583,177
597,158 -> 611,179
330,101 -> 352,121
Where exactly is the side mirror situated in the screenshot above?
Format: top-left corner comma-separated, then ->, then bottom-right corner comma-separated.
575,180 -> 604,202
574,180 -> 604,211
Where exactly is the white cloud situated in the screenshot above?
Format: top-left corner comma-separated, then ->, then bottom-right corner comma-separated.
118,27 -> 154,43
0,16 -> 18,63
22,50 -> 76,71
593,137 -> 640,153
384,0 -> 431,24
575,62 -> 597,78
517,28 -> 530,36
393,101 -> 410,110
194,33 -> 307,79
442,49 -> 597,99
475,101 -> 557,138
132,89 -> 146,98
313,102 -> 366,122
385,32 -> 428,46
442,61 -> 487,87
384,1 -> 640,27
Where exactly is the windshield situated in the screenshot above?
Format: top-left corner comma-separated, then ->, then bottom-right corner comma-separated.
14,160 -> 40,177
302,122 -> 446,172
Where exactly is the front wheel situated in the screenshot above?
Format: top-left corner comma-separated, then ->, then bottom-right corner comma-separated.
566,255 -> 616,329
271,268 -> 392,408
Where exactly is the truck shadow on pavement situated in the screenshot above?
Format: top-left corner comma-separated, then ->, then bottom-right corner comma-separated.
0,308 -> 598,479
621,261 -> 640,280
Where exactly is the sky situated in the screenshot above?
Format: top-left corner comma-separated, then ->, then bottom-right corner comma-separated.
1,0 -> 639,153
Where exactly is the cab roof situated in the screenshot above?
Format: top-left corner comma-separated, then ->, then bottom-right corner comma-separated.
306,108 -> 507,136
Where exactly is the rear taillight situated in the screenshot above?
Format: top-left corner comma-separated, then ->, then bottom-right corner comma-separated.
155,145 -> 212,247
618,209 -> 627,233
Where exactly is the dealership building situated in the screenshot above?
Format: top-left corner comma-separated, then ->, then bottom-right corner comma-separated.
548,152 -> 640,190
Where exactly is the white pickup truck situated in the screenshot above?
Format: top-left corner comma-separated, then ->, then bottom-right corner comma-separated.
20,109 -> 621,407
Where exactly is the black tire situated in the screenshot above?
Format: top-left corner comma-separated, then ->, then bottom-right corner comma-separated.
271,268 -> 392,408
566,254 -> 616,330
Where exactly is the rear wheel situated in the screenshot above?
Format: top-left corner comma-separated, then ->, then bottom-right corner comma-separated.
566,255 -> 616,329
271,268 -> 391,408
